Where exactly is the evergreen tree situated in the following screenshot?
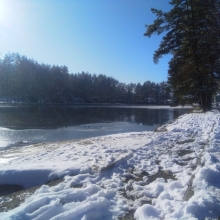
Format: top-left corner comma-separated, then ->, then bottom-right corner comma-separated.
145,0 -> 220,111
0,52 -> 172,105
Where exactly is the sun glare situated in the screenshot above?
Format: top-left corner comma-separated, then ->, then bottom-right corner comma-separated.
0,0 -> 29,39
0,0 -> 8,25
0,0 -> 26,25
0,0 -> 19,28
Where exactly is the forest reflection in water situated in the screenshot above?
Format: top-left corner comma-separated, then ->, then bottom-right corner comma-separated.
0,105 -> 190,129
0,105 -> 191,149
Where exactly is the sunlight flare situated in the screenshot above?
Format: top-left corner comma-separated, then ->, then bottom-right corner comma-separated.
0,0 -> 9,26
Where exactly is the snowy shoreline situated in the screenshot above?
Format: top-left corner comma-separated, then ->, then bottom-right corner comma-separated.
1,110 -> 220,219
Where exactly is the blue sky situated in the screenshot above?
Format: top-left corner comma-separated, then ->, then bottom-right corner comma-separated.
0,0 -> 172,84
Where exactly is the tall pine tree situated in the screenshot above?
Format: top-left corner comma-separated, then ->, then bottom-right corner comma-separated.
145,0 -> 220,111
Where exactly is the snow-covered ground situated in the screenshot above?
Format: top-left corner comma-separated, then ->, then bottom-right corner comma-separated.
1,110 -> 220,219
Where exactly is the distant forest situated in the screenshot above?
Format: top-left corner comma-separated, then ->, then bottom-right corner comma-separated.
0,53 -> 171,104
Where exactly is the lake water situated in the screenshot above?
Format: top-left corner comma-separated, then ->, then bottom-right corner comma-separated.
0,105 -> 192,149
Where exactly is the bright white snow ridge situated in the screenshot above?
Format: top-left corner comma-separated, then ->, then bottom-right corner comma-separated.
1,110 -> 220,219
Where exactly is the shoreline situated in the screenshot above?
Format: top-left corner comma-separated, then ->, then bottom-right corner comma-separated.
1,110 -> 220,219
0,102 -> 193,109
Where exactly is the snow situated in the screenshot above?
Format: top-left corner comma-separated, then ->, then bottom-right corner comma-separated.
1,110 -> 220,219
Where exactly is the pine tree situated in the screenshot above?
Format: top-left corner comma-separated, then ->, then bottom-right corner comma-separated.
145,0 -> 220,111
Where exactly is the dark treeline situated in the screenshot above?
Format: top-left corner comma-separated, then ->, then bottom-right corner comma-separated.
0,53 -> 171,104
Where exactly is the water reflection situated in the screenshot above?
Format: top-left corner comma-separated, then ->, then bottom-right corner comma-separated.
0,105 -> 191,149
0,105 -> 189,129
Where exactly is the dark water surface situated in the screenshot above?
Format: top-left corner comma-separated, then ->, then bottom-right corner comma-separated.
0,105 -> 191,149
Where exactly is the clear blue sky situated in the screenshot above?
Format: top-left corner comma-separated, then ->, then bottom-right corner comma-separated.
0,0 -> 172,84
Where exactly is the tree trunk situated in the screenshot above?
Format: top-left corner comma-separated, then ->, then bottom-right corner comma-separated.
207,91 -> 212,111
200,90 -> 212,112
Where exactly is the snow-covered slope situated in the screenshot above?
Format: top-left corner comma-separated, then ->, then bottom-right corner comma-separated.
1,111 -> 220,219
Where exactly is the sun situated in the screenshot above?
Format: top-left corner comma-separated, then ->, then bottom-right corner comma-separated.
0,0 -> 27,34
0,0 -> 9,26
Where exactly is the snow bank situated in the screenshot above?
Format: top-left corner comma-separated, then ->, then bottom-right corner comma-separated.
1,111 -> 220,219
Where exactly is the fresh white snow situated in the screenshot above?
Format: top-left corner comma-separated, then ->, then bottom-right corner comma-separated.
1,110 -> 220,219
